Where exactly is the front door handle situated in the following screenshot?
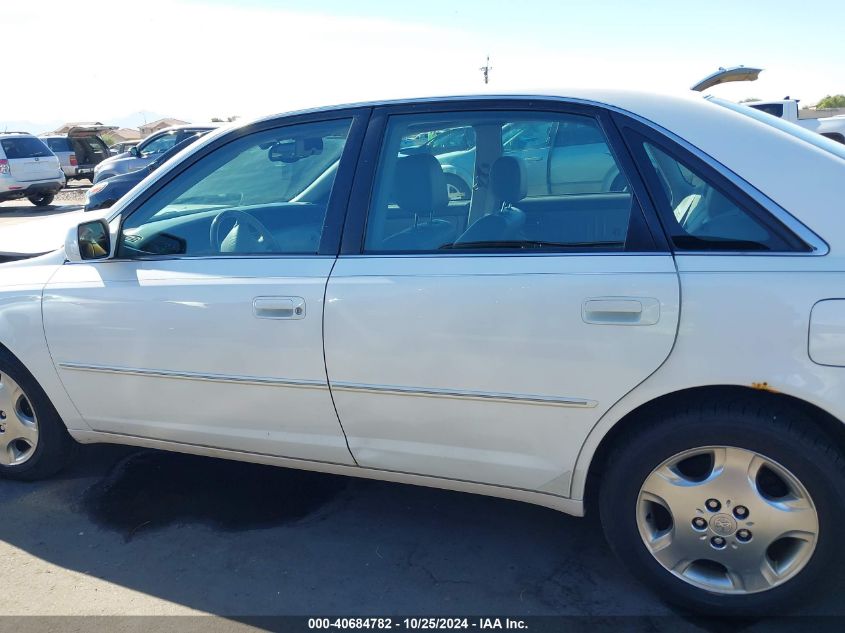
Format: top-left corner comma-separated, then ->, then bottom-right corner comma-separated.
582,297 -> 660,326
253,296 -> 306,320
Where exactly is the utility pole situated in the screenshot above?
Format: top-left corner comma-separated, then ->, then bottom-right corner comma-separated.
480,55 -> 492,84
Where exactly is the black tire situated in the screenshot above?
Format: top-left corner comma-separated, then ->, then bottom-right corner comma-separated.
26,193 -> 55,207
445,174 -> 471,201
598,395 -> 845,615
0,348 -> 76,480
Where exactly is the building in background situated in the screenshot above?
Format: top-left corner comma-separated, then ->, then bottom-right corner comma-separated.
139,118 -> 190,137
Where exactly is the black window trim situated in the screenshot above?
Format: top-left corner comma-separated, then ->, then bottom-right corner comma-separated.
340,98 -> 669,257
106,107 -> 371,263
612,111 -> 825,256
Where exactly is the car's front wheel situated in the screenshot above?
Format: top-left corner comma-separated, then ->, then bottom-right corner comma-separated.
26,193 -> 55,207
599,396 -> 845,615
0,348 -> 75,480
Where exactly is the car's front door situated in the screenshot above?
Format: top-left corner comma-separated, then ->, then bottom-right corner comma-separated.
42,112 -> 367,464
324,103 -> 680,495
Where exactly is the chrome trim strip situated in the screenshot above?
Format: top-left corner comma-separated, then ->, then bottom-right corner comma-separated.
58,363 -> 596,407
331,381 -> 597,408
57,362 -> 328,390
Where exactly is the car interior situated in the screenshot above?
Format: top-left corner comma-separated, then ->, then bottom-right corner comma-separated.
117,111 -> 791,259
642,142 -> 780,250
364,114 -> 638,253
119,120 -> 352,258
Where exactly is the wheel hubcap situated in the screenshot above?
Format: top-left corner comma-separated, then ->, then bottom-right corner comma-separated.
636,446 -> 818,594
0,372 -> 39,466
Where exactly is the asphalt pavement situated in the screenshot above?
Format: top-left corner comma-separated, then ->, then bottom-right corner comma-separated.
2,441 -> 845,627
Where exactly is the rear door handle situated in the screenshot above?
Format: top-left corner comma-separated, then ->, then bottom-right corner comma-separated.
582,297 -> 660,326
253,296 -> 306,320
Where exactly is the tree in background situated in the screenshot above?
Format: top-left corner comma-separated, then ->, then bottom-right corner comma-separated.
816,95 -> 845,109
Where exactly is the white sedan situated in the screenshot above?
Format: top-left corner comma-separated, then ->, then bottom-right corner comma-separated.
1,90 -> 844,615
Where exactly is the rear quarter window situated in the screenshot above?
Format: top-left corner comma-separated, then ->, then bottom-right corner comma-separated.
44,138 -> 72,153
1,137 -> 54,159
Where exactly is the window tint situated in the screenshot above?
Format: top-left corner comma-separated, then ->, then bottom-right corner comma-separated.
642,142 -> 793,251
363,111 -> 637,253
139,132 -> 179,157
72,137 -> 109,164
44,138 -> 72,152
749,103 -> 784,118
1,137 -> 53,159
119,118 -> 352,258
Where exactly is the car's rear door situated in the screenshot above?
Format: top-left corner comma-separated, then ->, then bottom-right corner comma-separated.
43,110 -> 368,463
324,101 -> 680,495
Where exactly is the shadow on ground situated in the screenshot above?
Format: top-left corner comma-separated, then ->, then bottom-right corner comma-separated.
1,443 -> 843,622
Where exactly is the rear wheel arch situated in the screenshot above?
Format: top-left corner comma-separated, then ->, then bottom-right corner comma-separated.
580,385 -> 845,512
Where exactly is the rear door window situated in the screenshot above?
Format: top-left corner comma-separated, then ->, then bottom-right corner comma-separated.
44,138 -> 73,153
1,137 -> 53,159
363,110 -> 648,253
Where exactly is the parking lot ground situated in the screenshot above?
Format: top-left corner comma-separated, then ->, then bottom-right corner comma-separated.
2,443 -> 845,628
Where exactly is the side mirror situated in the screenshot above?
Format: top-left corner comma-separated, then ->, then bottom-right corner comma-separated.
129,146 -> 140,157
65,219 -> 111,262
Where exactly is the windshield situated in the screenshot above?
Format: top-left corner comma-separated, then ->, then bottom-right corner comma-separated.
710,97 -> 845,161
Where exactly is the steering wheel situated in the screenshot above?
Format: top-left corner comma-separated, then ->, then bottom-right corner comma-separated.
209,209 -> 281,253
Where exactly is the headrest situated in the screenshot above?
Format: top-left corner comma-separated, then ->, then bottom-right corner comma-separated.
490,156 -> 527,204
393,154 -> 448,214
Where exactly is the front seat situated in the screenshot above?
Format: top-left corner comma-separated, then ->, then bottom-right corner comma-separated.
381,154 -> 456,250
455,156 -> 526,244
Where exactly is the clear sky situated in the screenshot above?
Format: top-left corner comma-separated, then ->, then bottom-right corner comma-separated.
3,0 -> 843,130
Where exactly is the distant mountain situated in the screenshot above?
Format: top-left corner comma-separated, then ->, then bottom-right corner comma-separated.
107,111 -> 172,129
0,111 -> 191,135
0,119 -> 64,134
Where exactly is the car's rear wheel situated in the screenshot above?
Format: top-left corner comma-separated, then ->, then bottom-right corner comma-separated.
598,396 -> 845,615
26,193 -> 54,207
0,349 -> 75,480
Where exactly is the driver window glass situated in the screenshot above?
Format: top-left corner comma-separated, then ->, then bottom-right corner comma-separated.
139,133 -> 180,158
119,118 -> 352,258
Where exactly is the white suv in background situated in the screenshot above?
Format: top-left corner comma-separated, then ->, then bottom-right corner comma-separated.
0,133 -> 65,207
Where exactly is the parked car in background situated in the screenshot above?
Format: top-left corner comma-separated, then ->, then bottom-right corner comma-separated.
431,119 -> 624,200
3,90 -> 845,615
400,126 -> 476,156
0,132 -> 64,206
85,132 -> 210,211
692,66 -> 845,144
109,140 -> 140,156
41,125 -> 115,183
746,99 -> 845,144
93,124 -> 218,183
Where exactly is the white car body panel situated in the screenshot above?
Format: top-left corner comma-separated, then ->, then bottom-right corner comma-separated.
0,251 -> 88,431
42,257 -> 354,464
0,90 -> 844,518
325,254 -> 679,494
